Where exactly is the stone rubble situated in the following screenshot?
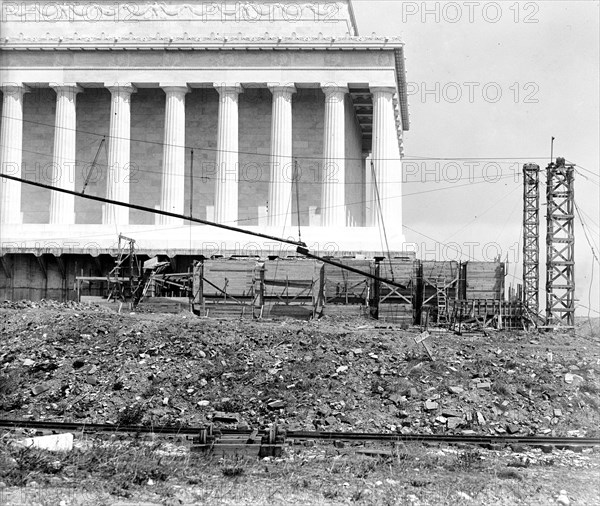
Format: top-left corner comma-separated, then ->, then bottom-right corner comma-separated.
0,304 -> 598,439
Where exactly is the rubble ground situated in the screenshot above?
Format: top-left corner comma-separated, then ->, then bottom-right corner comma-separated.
1,302 -> 598,437
0,301 -> 599,504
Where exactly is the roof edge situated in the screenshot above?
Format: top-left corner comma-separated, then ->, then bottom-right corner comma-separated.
394,47 -> 410,131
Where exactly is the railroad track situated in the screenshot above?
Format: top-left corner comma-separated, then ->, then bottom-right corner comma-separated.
1,419 -> 598,449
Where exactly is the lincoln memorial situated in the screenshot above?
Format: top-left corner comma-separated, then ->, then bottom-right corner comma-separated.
0,0 -> 408,257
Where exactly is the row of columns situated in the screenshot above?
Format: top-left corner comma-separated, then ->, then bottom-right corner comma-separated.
0,83 -> 401,228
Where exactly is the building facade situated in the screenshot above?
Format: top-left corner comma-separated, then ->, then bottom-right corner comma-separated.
0,0 -> 409,257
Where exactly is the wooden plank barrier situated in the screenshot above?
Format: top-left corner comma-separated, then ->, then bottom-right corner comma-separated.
371,259 -> 417,326
464,262 -> 505,300
193,259 -> 260,318
262,259 -> 324,319
324,259 -> 371,304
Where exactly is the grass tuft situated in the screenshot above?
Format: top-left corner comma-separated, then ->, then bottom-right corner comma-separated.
221,465 -> 244,477
497,469 -> 523,480
117,404 -> 145,426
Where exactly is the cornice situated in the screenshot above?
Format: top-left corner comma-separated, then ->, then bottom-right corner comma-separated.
0,31 -> 409,134
0,34 -> 404,51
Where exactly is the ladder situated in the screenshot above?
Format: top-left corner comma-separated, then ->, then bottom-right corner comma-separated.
436,277 -> 448,324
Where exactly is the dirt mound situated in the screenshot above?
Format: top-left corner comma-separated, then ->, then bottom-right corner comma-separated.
1,306 -> 599,437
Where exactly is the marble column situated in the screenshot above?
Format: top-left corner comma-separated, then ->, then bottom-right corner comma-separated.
321,85 -> 348,227
0,84 -> 29,224
103,84 -> 136,225
159,85 -> 189,226
363,152 -> 374,226
369,86 -> 403,229
49,84 -> 82,225
268,85 -> 296,229
214,85 -> 241,224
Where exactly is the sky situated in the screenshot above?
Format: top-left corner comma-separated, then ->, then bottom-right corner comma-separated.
353,0 -> 600,316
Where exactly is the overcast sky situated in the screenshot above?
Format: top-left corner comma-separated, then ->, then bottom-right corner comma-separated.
353,0 -> 600,315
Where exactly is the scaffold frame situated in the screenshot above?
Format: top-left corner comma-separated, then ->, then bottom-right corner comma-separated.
523,164 -> 541,321
545,159 -> 575,328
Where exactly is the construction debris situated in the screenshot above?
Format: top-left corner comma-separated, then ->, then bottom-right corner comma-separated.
18,433 -> 74,452
0,303 -> 597,437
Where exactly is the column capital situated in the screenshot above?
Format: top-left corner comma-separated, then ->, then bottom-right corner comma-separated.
370,86 -> 397,97
321,84 -> 349,95
105,83 -> 137,96
160,84 -> 191,95
268,84 -> 296,96
51,84 -> 83,96
213,83 -> 243,95
0,83 -> 30,97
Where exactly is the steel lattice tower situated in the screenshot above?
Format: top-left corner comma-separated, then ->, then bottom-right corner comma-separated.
545,158 -> 575,328
522,164 -> 540,319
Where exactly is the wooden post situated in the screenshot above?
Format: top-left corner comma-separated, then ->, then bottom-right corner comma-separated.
317,263 -> 325,316
372,260 -> 381,319
415,260 -> 423,325
259,264 -> 265,317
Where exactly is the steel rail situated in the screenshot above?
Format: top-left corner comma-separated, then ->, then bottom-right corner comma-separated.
285,430 -> 600,447
0,419 -> 195,435
1,419 -> 598,447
